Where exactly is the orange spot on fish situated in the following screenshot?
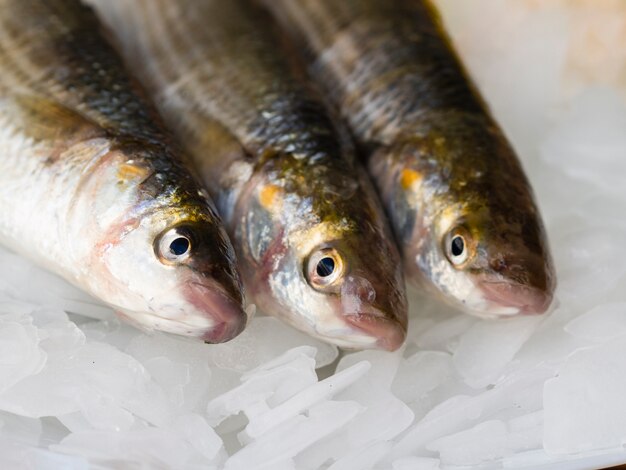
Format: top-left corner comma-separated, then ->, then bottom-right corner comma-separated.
259,184 -> 282,210
400,169 -> 421,190
117,163 -> 150,184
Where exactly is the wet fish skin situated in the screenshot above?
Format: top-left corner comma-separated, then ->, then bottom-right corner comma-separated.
92,0 -> 408,350
262,0 -> 556,316
0,0 -> 247,341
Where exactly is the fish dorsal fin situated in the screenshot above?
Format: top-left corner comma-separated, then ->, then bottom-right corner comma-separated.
2,94 -> 106,144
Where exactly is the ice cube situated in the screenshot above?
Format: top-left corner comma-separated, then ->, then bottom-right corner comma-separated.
415,315 -> 477,353
391,365 -> 552,460
127,333 -> 213,412
392,456 -> 440,470
32,309 -> 86,359
0,314 -> 46,393
390,394 -> 482,460
39,416 -> 71,446
329,352 -> 414,454
144,357 -> 189,407
551,226 -> 626,303
511,306 -> 588,372
326,441 -> 391,470
172,413 -> 225,463
544,337 -> 626,453
76,394 -> 135,432
243,360 -> 370,439
341,394 -> 414,449
0,411 -> 42,446
3,253 -> 113,322
224,400 -> 362,470
57,412 -> 97,434
79,318 -> 142,351
0,341 -> 172,427
293,427 -> 347,469
206,347 -> 318,427
427,419 -> 537,466
51,428 -> 198,468
26,447 -> 90,470
453,316 -> 543,388
564,302 -> 626,343
508,411 -> 543,449
392,351 -> 455,405
392,350 -> 469,423
298,379 -> 413,468
336,349 -> 402,390
0,440 -> 89,470
206,317 -> 338,373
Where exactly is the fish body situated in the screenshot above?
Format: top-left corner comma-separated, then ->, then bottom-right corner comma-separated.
93,0 -> 408,350
0,0 -> 247,341
262,0 -> 556,316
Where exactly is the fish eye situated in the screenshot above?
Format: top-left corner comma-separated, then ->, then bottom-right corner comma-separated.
445,228 -> 472,267
306,247 -> 344,290
451,235 -> 464,257
156,226 -> 194,264
316,256 -> 335,277
169,236 -> 190,256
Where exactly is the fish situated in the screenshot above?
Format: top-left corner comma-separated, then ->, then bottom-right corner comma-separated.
0,0 -> 249,342
261,0 -> 557,317
91,0 -> 409,350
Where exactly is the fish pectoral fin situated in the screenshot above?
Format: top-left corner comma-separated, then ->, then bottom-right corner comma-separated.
4,94 -> 105,144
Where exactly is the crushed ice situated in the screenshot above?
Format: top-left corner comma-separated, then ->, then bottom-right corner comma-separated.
1,0 -> 626,468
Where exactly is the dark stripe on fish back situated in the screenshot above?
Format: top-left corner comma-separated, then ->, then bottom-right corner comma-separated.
148,0 -> 344,165
273,0 -> 486,145
0,0 -> 167,144
0,0 -> 218,218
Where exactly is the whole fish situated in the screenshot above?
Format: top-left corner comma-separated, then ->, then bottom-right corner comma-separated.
92,0 -> 408,350
262,0 -> 556,316
0,0 -> 248,342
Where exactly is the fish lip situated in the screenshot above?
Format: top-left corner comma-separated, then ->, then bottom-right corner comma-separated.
115,308 -> 217,337
183,281 -> 248,343
343,310 -> 407,351
478,280 -> 553,315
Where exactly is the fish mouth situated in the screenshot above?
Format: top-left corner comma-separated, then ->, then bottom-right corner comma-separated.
343,310 -> 407,351
182,281 -> 248,343
478,280 -> 553,315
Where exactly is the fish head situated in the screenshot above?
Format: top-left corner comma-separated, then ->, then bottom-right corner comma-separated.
88,145 -> 248,342
244,163 -> 407,351
392,122 -> 556,317
431,202 -> 556,317
299,223 -> 408,351
104,212 -> 248,342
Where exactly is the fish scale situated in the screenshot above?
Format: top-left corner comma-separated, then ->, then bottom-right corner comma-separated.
263,0 -> 556,316
170,0 -> 340,161
92,0 -> 409,350
0,0 -> 247,342
0,1 -> 163,142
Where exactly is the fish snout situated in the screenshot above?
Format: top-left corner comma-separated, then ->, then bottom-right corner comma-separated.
483,252 -> 555,314
338,274 -> 408,350
479,280 -> 553,315
183,281 -> 248,343
343,312 -> 406,351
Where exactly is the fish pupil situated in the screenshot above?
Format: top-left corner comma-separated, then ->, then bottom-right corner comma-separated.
451,236 -> 465,257
170,237 -> 190,256
316,257 -> 335,277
